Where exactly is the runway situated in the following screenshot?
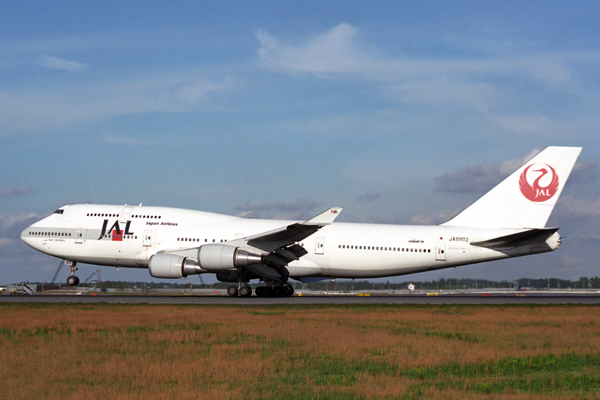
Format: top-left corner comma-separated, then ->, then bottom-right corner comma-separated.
2,294 -> 600,305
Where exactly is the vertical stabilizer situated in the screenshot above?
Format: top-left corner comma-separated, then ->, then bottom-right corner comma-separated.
442,146 -> 581,229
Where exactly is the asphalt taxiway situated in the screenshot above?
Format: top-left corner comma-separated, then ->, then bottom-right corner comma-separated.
2,294 -> 600,305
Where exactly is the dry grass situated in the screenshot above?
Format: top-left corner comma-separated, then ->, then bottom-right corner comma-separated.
1,303 -> 599,399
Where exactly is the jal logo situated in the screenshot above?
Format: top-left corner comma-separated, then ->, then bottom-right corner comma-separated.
98,220 -> 134,240
519,163 -> 559,202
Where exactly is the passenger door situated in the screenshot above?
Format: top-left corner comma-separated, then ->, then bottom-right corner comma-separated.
143,230 -> 153,247
75,227 -> 84,244
315,237 -> 325,255
435,243 -> 446,261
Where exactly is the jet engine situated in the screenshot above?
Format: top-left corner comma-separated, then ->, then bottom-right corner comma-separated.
148,253 -> 204,279
197,244 -> 262,271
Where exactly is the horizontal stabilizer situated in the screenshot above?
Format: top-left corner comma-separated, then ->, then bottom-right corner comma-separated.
470,228 -> 559,249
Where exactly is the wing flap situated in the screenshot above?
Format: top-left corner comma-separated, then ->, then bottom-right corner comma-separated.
286,244 -> 308,258
246,264 -> 281,280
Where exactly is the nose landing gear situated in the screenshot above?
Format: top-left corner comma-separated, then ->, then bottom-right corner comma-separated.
65,261 -> 79,286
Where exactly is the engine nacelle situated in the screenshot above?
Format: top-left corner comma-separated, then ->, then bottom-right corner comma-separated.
197,244 -> 262,271
148,253 -> 204,279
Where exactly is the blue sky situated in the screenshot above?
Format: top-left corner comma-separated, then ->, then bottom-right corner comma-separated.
2,1 -> 599,284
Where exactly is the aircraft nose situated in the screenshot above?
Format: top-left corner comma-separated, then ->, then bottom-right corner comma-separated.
21,224 -> 38,249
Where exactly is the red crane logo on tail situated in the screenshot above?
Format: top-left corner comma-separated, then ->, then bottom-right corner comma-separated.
519,163 -> 559,202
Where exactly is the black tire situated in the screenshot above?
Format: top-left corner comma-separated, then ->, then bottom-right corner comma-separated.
239,286 -> 252,297
227,285 -> 239,297
67,275 -> 79,286
255,286 -> 266,297
283,285 -> 294,297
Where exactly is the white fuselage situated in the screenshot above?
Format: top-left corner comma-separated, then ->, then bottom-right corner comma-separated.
21,204 -> 560,280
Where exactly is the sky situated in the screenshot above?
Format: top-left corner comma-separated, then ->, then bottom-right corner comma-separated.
1,0 -> 599,285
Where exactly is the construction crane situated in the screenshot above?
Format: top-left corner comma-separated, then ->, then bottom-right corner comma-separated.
83,269 -> 102,284
48,260 -> 66,284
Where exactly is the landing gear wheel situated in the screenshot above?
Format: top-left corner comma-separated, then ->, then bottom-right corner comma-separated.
66,275 -> 79,286
255,286 -> 266,297
227,285 -> 239,297
65,260 -> 79,286
283,285 -> 294,297
239,286 -> 252,297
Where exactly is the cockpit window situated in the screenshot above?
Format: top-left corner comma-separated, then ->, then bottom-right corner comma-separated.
53,209 -> 64,215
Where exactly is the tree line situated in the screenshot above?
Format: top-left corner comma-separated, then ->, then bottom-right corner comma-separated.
66,276 -> 600,291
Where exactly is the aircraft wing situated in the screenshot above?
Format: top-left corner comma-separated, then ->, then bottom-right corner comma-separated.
230,207 -> 343,254
162,207 -> 343,277
229,207 -> 343,278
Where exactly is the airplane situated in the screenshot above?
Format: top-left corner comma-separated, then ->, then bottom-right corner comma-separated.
21,146 -> 581,297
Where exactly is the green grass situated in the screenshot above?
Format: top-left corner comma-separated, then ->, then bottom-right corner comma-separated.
2,303 -> 600,399
253,352 -> 600,399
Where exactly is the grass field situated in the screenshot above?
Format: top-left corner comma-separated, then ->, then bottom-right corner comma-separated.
1,303 -> 599,399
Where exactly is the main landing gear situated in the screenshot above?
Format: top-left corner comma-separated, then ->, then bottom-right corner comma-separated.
227,285 -> 253,297
65,261 -> 79,286
226,283 -> 294,297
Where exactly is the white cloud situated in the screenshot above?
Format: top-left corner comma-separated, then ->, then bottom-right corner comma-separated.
557,195 -> 600,218
39,55 -> 87,72
0,74 -> 240,134
498,148 -> 541,175
234,199 -> 321,220
0,213 -> 40,254
257,23 -> 379,78
569,161 -> 598,183
434,148 -> 541,193
0,212 -> 40,228
256,24 -> 595,110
